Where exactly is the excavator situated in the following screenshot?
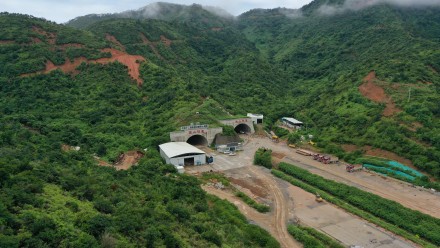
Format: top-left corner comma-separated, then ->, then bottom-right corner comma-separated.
315,193 -> 323,203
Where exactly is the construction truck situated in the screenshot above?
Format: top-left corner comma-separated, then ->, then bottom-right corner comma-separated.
313,153 -> 339,164
272,135 -> 279,143
308,140 -> 316,146
296,149 -> 313,156
288,144 -> 296,148
315,193 -> 323,203
345,164 -> 363,173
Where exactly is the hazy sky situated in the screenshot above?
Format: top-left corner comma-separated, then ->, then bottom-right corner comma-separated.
0,0 -> 314,23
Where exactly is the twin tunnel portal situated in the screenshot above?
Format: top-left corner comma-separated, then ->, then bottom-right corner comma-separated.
170,118 -> 255,147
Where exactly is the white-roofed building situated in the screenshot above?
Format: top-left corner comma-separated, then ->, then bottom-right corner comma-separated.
281,117 -> 304,129
247,113 -> 264,124
159,142 -> 206,169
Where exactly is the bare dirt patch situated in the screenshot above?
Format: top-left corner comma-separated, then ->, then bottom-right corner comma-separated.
363,146 -> 414,167
23,48 -> 146,86
31,37 -> 42,44
341,144 -> 358,152
211,27 -> 223,31
229,177 -> 268,198
45,57 -> 88,74
140,33 -> 165,60
400,122 -> 423,132
32,26 -> 56,44
113,150 -> 144,170
95,48 -> 146,85
105,34 -> 125,51
160,35 -> 172,47
272,152 -> 286,164
95,156 -> 112,167
359,71 -> 401,116
342,144 -> 414,167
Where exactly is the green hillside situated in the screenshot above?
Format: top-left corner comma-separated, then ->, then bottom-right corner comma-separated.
238,4 -> 440,177
0,13 -> 279,247
66,3 -> 233,29
1,0 -> 440,246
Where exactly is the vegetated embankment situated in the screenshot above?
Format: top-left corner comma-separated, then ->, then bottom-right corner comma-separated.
273,162 -> 440,247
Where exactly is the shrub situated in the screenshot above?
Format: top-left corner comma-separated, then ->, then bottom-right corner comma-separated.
277,162 -> 440,246
235,191 -> 270,213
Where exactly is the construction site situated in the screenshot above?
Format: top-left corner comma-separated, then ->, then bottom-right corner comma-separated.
184,130 -> 440,248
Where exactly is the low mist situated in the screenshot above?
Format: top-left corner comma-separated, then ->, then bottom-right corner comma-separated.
318,0 -> 440,16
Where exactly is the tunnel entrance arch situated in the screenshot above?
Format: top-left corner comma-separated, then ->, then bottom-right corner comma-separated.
187,135 -> 209,146
234,123 -> 252,134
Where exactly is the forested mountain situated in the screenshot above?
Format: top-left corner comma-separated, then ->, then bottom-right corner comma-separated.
66,3 -> 233,29
1,0 -> 440,246
0,13 -> 279,247
238,3 -> 440,177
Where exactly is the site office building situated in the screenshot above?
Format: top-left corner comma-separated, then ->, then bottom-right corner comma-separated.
159,142 -> 206,168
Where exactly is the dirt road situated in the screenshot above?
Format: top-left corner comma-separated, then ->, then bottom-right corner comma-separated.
202,183 -> 301,248
247,166 -> 299,248
282,156 -> 440,219
188,134 -> 426,247
244,136 -> 440,219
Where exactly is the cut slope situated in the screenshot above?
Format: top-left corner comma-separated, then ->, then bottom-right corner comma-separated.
358,71 -> 401,117
23,48 -> 146,86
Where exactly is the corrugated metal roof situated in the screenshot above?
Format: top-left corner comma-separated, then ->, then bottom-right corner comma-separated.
159,142 -> 205,158
282,117 -> 303,124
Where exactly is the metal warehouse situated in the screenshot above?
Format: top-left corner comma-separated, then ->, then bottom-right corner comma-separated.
281,117 -> 303,129
159,142 -> 206,170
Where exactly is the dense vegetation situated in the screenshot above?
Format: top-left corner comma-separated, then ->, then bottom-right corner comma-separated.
275,162 -> 440,246
0,13 -> 281,247
238,4 -> 440,178
1,0 -> 440,245
254,148 -> 273,169
235,191 -> 270,213
287,225 -> 344,248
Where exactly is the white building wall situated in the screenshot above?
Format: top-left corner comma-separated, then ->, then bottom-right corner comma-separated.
169,154 -> 206,167
160,149 -> 171,164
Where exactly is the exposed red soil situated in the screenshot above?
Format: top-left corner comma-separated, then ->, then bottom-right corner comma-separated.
228,177 -> 268,198
399,121 -> 423,132
31,37 -> 42,44
359,71 -> 388,102
113,151 -> 144,170
341,144 -> 358,152
95,156 -> 112,167
342,144 -> 414,167
95,48 -> 146,85
32,26 -> 56,44
160,35 -> 172,47
24,48 -> 146,86
140,33 -> 165,60
359,71 -> 401,116
106,34 -> 125,51
45,57 -> 88,74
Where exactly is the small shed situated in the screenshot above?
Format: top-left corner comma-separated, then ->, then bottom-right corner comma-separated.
159,142 -> 206,168
214,134 -> 243,152
281,117 -> 303,129
247,113 -> 264,124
